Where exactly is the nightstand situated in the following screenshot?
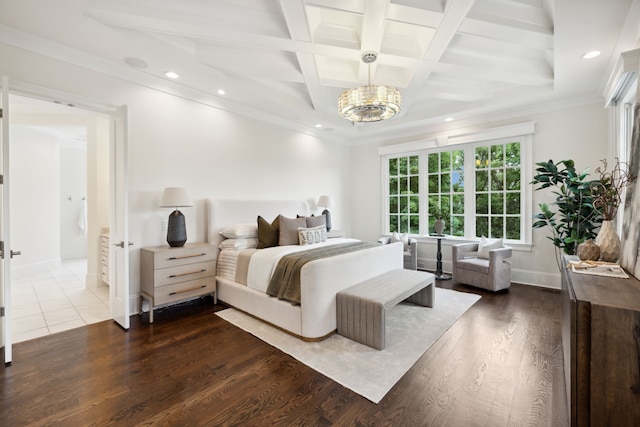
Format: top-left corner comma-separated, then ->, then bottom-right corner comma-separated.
140,242 -> 216,323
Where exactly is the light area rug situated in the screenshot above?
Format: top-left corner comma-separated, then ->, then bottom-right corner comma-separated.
216,287 -> 481,403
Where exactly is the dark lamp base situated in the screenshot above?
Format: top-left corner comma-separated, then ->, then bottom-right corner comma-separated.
167,210 -> 187,247
322,209 -> 332,232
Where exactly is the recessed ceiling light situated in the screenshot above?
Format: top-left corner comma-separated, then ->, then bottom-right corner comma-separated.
164,71 -> 179,79
581,51 -> 601,59
445,117 -> 453,122
314,124 -> 323,128
217,89 -> 226,95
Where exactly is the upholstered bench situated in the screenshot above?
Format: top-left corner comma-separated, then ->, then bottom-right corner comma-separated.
336,269 -> 435,350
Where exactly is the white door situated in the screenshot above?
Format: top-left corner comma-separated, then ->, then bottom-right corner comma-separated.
110,105 -> 130,329
1,76 -> 11,364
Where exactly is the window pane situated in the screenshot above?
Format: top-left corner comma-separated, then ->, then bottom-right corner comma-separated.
389,196 -> 398,214
409,176 -> 419,194
440,173 -> 450,193
428,153 -> 439,172
409,155 -> 419,174
506,193 -> 520,214
441,197 -> 450,216
389,158 -> 398,176
505,142 -> 520,167
491,193 -> 504,214
476,216 -> 488,237
476,193 -> 488,214
475,146 -> 489,169
451,216 -> 464,237
490,169 -> 504,191
452,170 -> 464,192
506,168 -> 520,190
399,157 -> 408,175
400,196 -> 408,213
400,177 -> 408,193
490,144 -> 503,168
440,151 -> 451,172
410,195 -> 419,214
428,175 -> 439,193
409,215 -> 420,234
476,170 -> 488,191
390,215 -> 398,232
399,215 -> 408,233
452,194 -> 464,214
389,177 -> 398,195
452,150 -> 464,170
506,216 -> 520,239
490,216 -> 504,238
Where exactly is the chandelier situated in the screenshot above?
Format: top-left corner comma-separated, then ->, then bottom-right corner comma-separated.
338,52 -> 402,122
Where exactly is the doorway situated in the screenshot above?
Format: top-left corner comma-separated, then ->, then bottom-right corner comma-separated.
9,94 -> 111,342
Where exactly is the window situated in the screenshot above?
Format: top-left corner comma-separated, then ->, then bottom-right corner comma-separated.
381,123 -> 533,244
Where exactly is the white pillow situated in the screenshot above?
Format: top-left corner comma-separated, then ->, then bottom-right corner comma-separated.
477,236 -> 503,259
219,223 -> 258,239
391,232 -> 410,251
218,238 -> 259,250
298,225 -> 326,246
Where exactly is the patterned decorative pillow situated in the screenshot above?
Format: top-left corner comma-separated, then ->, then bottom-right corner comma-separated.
298,225 -> 326,245
279,215 -> 307,245
220,222 -> 258,239
257,215 -> 280,249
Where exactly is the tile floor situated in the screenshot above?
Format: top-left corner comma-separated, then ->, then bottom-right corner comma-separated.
10,259 -> 111,343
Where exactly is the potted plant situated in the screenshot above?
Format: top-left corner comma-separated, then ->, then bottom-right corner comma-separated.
530,159 -> 602,270
590,158 -> 636,261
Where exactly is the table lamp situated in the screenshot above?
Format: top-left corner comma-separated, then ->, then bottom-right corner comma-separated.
160,187 -> 193,247
317,195 -> 334,231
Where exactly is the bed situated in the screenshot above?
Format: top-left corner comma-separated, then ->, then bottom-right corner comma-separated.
207,199 -> 403,340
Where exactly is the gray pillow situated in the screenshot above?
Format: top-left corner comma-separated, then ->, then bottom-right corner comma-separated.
279,215 -> 306,246
306,215 -> 327,229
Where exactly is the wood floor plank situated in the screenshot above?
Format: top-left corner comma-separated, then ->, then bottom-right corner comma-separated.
1,284 -> 569,426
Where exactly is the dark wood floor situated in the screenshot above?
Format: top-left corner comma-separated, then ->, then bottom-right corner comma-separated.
1,281 -> 568,426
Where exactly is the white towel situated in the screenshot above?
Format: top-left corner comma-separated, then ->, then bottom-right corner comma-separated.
78,198 -> 87,237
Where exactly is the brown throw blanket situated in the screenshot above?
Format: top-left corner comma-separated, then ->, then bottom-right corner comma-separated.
266,242 -> 379,305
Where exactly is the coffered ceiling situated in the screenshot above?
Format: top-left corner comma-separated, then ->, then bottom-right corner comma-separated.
0,0 -> 637,143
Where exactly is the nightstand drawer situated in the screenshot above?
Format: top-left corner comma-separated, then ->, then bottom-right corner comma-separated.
153,261 -> 214,287
154,278 -> 215,306
152,246 -> 216,269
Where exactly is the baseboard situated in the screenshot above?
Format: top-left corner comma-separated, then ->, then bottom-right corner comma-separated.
11,258 -> 61,280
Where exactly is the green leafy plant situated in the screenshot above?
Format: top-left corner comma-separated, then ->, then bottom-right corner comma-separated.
530,159 -> 602,268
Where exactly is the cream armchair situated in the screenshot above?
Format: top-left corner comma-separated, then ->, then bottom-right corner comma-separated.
378,236 -> 417,270
452,242 -> 512,291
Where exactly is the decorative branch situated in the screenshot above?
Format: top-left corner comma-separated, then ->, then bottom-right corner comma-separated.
591,158 -> 636,221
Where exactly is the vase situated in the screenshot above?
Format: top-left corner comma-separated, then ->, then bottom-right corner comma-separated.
434,219 -> 445,235
577,239 -> 600,261
595,220 -> 620,262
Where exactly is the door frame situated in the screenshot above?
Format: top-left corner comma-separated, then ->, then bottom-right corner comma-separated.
1,79 -> 130,363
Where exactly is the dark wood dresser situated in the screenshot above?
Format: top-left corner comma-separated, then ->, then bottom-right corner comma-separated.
561,256 -> 640,426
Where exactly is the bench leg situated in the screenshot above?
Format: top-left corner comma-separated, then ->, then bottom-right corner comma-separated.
405,282 -> 434,308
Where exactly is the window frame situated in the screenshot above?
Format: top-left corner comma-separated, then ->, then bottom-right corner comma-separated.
379,122 -> 534,247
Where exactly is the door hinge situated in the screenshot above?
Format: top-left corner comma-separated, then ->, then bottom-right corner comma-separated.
0,307 -> 4,317
0,108 -> 3,118
0,174 -> 3,184
0,240 -> 3,259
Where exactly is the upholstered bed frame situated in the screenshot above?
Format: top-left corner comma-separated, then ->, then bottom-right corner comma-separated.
207,199 -> 403,340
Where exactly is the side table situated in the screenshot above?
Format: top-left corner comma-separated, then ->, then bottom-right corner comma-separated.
429,234 -> 451,280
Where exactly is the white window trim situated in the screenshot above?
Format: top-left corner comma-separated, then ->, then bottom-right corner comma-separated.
380,122 -> 534,248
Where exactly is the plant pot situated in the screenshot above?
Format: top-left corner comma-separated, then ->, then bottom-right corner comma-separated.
434,219 -> 445,235
595,220 -> 620,262
577,239 -> 600,261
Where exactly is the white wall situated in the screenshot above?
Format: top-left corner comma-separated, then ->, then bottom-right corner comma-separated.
350,103 -> 609,289
59,143 -> 87,260
10,125 -> 60,277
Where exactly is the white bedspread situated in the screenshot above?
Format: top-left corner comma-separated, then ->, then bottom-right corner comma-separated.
218,238 -> 357,292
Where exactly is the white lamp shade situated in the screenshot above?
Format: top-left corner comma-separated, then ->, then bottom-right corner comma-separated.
317,195 -> 334,209
160,187 -> 193,208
